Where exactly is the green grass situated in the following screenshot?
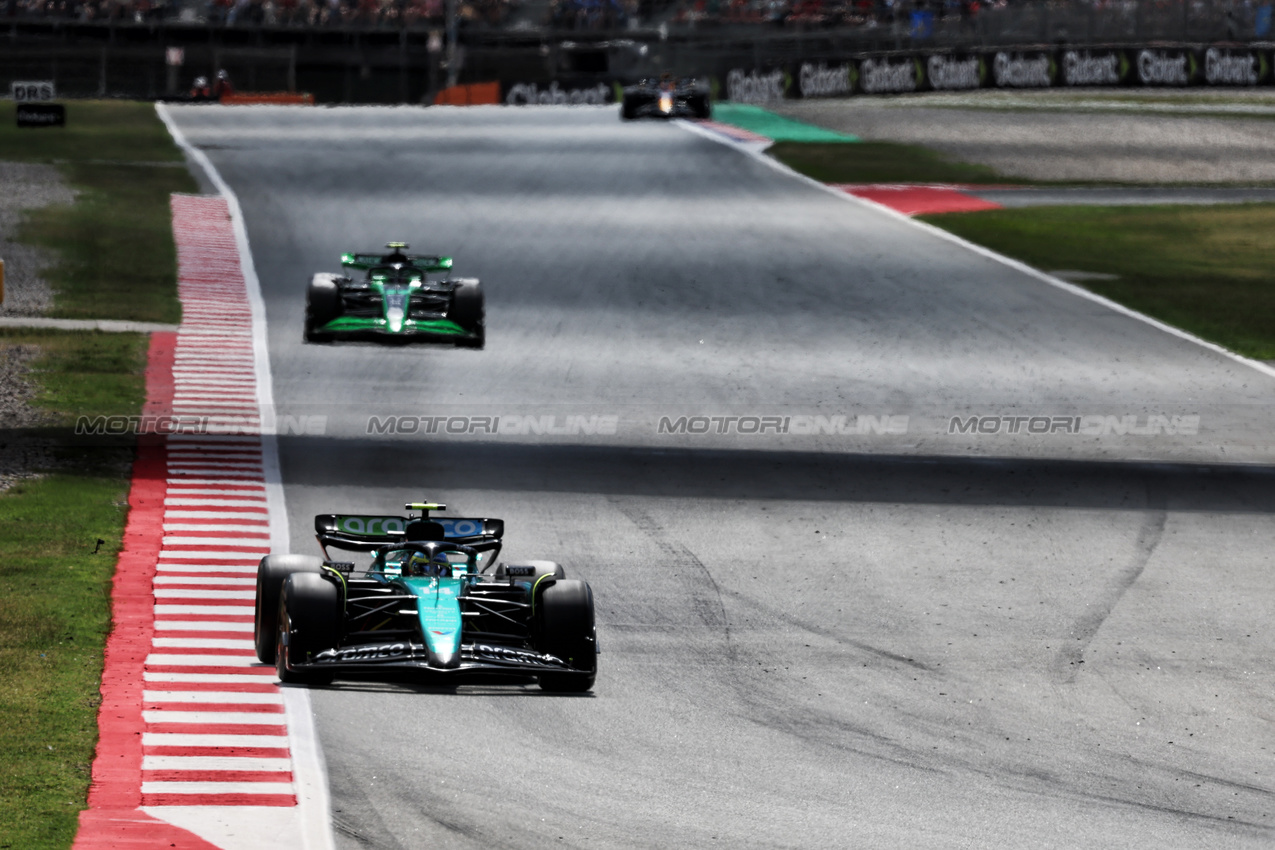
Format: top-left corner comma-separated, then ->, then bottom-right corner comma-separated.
0,331 -> 147,849
21,162 -> 194,324
0,474 -> 131,850
922,204 -> 1275,359
0,329 -> 148,421
769,140 -> 1007,185
0,100 -> 185,164
0,100 -> 196,323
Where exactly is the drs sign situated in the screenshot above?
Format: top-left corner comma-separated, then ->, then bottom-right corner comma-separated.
11,81 -> 55,102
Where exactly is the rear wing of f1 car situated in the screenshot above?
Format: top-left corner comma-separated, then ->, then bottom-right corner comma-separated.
315,514 -> 503,552
340,253 -> 454,272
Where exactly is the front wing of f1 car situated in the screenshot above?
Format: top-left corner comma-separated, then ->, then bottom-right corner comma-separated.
285,638 -> 578,678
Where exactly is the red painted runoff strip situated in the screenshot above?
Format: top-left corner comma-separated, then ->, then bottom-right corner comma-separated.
76,194 -> 300,848
75,335 -> 195,846
141,793 -> 297,807
144,770 -> 295,783
830,184 -> 1004,216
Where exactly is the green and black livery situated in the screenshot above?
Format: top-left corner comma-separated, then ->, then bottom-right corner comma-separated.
254,501 -> 597,693
304,242 -> 485,348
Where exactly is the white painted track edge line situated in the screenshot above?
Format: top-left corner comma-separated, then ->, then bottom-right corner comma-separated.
156,103 -> 335,850
283,688 -> 334,850
673,117 -> 1275,385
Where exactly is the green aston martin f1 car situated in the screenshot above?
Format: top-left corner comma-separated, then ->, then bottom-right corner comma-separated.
254,501 -> 597,692
304,242 -> 484,347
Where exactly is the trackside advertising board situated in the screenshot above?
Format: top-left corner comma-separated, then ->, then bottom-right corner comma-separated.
498,43 -> 1272,106
717,44 -> 1273,101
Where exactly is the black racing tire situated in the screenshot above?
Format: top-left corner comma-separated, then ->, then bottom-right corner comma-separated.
276,572 -> 340,685
449,278 -> 484,347
305,274 -> 341,342
691,95 -> 711,120
255,554 -> 324,663
620,96 -> 638,120
535,579 -> 596,693
495,560 -> 566,581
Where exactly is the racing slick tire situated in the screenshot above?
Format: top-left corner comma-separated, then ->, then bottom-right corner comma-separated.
255,554 -> 324,663
495,560 -> 566,581
620,96 -> 638,120
304,273 -> 341,342
449,278 -> 485,348
276,572 -> 340,685
535,579 -> 596,693
690,94 -> 711,120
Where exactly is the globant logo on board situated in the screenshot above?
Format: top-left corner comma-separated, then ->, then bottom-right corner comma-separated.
1137,50 -> 1191,85
726,68 -> 787,104
799,63 -> 852,98
859,58 -> 918,94
992,52 -> 1052,88
1204,48 -> 1259,85
947,414 -> 1200,436
1061,51 -> 1122,86
927,55 -> 981,91
505,82 -> 611,106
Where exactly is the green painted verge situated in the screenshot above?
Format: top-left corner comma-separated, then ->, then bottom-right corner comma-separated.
710,103 -> 859,143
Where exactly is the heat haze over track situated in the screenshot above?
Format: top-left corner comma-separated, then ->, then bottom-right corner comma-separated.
163,104 -> 1274,849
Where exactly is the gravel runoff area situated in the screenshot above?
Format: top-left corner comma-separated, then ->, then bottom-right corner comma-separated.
0,344 -> 52,491
0,162 -> 75,490
771,90 -> 1275,184
0,161 -> 76,316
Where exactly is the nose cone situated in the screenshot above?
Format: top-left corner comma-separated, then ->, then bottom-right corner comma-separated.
387,306 -> 405,332
427,631 -> 461,668
406,577 -> 464,668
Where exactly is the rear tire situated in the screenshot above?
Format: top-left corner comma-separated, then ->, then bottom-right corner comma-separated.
621,96 -> 638,120
691,95 -> 711,120
255,554 -> 324,663
276,572 -> 340,685
535,579 -> 596,693
449,278 -> 484,348
305,274 -> 341,342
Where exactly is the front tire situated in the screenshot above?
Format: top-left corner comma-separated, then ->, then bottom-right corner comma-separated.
535,579 -> 596,693
276,572 -> 340,685
305,273 -> 341,342
255,554 -> 324,663
449,278 -> 484,348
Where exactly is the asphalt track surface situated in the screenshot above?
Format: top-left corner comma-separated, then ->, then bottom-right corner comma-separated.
166,105 -> 1274,849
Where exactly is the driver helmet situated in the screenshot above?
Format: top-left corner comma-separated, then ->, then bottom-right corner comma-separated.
405,549 -> 450,577
429,551 -> 453,577
193,76 -> 208,88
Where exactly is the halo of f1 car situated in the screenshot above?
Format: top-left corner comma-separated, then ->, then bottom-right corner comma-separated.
621,74 -> 711,120
304,242 -> 484,347
254,501 -> 597,692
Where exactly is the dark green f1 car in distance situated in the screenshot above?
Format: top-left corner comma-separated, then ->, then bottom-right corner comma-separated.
254,501 -> 597,692
304,242 -> 484,347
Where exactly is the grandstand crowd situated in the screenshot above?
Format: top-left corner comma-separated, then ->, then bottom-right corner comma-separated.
2,0 -> 998,31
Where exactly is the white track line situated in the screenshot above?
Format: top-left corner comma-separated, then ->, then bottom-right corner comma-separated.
675,117 -> 1275,383
157,103 -> 334,850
